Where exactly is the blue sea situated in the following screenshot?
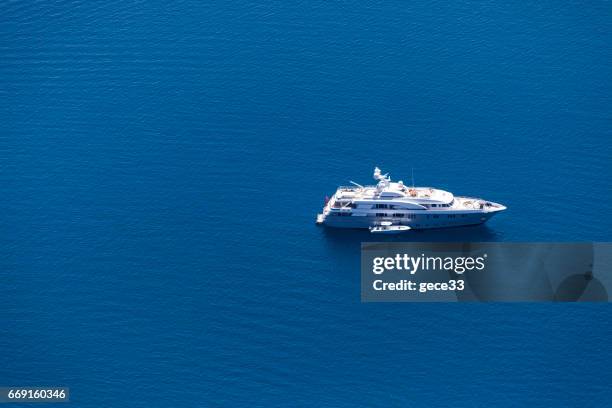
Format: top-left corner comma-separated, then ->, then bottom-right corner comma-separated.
2,1 -> 612,406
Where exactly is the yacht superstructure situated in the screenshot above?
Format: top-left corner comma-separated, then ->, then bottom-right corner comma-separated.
316,167 -> 506,231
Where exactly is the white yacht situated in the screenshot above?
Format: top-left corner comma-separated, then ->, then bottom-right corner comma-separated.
316,167 -> 506,231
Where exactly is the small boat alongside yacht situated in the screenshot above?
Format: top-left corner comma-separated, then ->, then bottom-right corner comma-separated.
369,221 -> 411,234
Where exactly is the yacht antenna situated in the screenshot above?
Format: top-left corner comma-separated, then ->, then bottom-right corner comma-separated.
411,167 -> 415,187
350,181 -> 364,190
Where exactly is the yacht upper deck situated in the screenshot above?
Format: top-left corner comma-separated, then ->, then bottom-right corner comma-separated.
335,184 -> 454,205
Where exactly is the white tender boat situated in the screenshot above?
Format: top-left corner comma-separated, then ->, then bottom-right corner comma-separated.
369,221 -> 411,234
317,167 -> 506,230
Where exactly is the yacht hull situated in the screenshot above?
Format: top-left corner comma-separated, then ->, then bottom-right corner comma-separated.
321,211 -> 500,229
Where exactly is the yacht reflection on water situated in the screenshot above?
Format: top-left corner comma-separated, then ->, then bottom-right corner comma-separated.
321,221 -> 501,244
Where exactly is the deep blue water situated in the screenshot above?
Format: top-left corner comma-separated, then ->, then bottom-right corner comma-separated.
2,1 -> 612,406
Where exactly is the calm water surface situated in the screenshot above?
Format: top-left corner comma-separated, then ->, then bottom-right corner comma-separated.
2,1 -> 612,406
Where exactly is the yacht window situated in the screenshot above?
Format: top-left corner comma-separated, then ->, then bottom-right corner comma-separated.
375,213 -> 387,217
393,213 -> 404,217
